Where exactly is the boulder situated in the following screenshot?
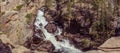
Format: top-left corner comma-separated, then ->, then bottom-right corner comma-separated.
45,23 -> 57,33
55,35 -> 63,41
98,37 -> 120,51
36,41 -> 55,52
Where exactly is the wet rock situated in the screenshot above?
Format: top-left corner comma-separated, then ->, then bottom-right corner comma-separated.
26,35 -> 44,49
45,23 -> 57,33
34,29 -> 45,39
25,35 -> 54,52
63,33 -> 94,51
55,35 -> 63,41
0,40 -> 12,53
36,41 -> 55,52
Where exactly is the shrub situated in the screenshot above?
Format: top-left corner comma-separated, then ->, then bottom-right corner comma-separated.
90,0 -> 115,38
25,13 -> 33,24
25,13 -> 33,19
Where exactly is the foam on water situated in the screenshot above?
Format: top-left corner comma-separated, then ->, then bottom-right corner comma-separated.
34,10 -> 83,53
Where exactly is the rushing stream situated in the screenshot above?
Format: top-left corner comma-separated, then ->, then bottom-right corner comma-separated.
34,10 -> 83,53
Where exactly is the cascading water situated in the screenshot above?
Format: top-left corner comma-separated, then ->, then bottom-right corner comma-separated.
34,10 -> 83,53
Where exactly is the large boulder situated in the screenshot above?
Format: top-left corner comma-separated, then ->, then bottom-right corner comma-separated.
98,37 -> 120,51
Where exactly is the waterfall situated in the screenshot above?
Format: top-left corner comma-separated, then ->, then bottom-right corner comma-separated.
34,10 -> 83,53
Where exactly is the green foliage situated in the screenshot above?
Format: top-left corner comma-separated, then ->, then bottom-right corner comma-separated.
25,13 -> 33,19
13,5 -> 23,11
82,39 -> 89,45
25,13 -> 33,24
2,0 -> 5,2
44,0 -> 119,49
81,38 -> 91,47
90,0 -> 115,38
45,0 -> 117,38
45,0 -> 53,9
66,0 -> 73,20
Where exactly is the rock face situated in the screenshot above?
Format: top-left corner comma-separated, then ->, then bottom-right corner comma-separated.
85,37 -> 120,53
0,0 -> 45,45
25,35 -> 55,53
55,35 -> 63,41
0,0 -> 48,53
98,37 -> 120,51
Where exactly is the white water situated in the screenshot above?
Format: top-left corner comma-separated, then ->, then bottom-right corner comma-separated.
34,10 -> 82,53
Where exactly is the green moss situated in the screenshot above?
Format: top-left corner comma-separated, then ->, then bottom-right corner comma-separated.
82,39 -> 89,46
25,13 -> 33,24
13,5 -> 23,11
67,0 -> 73,20
25,13 -> 33,19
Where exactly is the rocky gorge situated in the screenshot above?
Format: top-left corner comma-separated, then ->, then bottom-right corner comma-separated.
0,0 -> 120,53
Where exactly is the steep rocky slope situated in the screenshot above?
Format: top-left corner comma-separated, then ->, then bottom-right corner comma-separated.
0,0 -> 120,53
0,0 -> 46,53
